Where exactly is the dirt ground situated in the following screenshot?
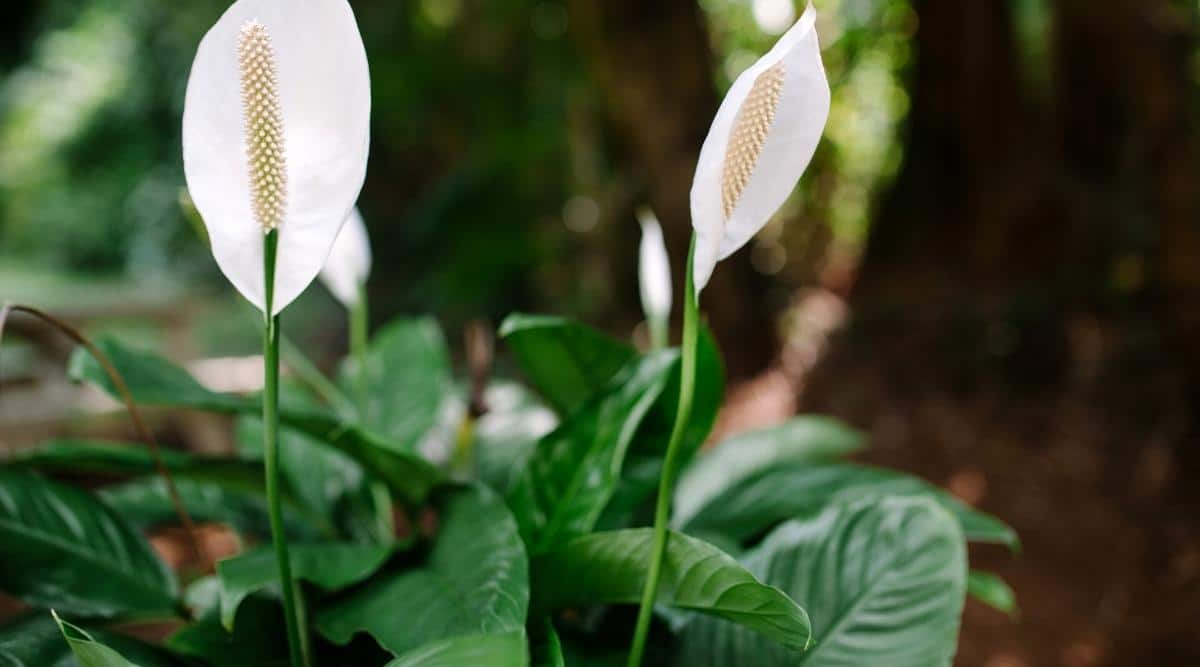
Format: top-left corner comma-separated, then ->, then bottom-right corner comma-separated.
724,290 -> 1200,667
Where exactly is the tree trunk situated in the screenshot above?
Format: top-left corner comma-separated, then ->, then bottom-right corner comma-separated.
567,0 -> 779,378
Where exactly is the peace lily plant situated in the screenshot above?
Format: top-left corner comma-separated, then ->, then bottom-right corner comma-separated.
183,0 -> 371,664
628,6 -> 831,664
0,2 -> 1019,666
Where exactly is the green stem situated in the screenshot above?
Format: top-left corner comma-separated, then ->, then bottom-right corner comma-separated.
263,230 -> 310,667
279,334 -> 355,418
628,238 -> 699,667
350,282 -> 369,416
647,315 -> 669,351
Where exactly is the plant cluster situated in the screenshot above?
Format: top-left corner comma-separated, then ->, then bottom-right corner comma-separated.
0,1 -> 1015,666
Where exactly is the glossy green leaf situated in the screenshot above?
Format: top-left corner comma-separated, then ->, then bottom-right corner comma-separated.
316,485 -> 529,656
506,353 -> 674,552
533,528 -> 811,651
167,595 -> 288,667
7,439 -> 264,492
679,496 -> 967,666
339,317 -> 453,448
968,570 -> 1018,616
598,330 -> 724,531
680,462 -> 1018,549
529,618 -> 564,667
99,476 -> 321,542
69,336 -> 443,505
673,417 -> 865,527
0,470 -> 178,618
235,418 -> 384,541
384,631 -> 528,667
54,612 -> 138,667
499,314 -> 636,415
218,542 -> 394,630
0,613 -> 183,667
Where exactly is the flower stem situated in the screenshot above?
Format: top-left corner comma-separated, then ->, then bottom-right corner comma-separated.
647,315 -> 669,351
263,230 -> 310,667
350,282 -> 370,416
628,237 -> 699,667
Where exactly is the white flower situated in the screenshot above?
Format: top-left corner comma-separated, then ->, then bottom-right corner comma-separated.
319,207 -> 372,307
637,207 -> 672,323
690,4 -> 829,292
182,0 -> 371,314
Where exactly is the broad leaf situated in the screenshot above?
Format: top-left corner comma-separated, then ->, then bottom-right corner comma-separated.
599,330 -> 724,531
680,462 -> 1018,549
54,612 -> 138,667
968,570 -> 1018,616
316,485 -> 529,656
0,471 -> 178,618
69,337 -> 443,504
167,595 -> 288,667
533,529 -> 811,651
673,417 -> 865,527
218,542 -> 395,630
384,631 -> 529,667
506,353 -> 674,552
0,613 -> 182,667
7,439 -> 264,492
677,496 -> 967,666
236,418 -> 385,542
499,314 -> 636,415
339,317 -> 453,448
529,618 -> 564,667
99,477 -> 321,542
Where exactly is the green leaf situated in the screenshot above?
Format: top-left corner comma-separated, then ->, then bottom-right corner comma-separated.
679,462 -> 1018,549
167,595 -> 288,667
678,496 -> 968,666
7,439 -> 264,492
499,314 -> 637,415
475,382 -> 558,494
99,477 -> 320,542
340,317 -> 454,448
968,570 -> 1018,616
316,485 -> 529,656
598,329 -> 725,531
0,613 -> 183,667
673,417 -> 865,527
529,618 -> 564,667
0,470 -> 178,618
506,353 -> 674,552
235,418 -> 381,541
218,542 -> 395,630
384,631 -> 529,667
54,611 -> 138,667
70,336 -> 443,505
532,528 -> 811,651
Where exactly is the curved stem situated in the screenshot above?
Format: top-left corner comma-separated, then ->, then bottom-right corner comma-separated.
262,230 -> 310,667
628,238 -> 699,667
647,315 -> 669,351
0,303 -> 206,579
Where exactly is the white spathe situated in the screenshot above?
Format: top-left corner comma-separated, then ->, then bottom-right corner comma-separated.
319,207 -> 372,307
637,207 -> 672,322
183,0 -> 371,314
690,4 -> 829,292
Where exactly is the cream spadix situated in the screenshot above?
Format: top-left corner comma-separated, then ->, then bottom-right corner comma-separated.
183,0 -> 371,314
637,207 -> 672,324
319,207 -> 372,308
690,4 -> 829,292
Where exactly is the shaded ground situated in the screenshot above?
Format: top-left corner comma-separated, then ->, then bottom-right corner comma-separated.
751,291 -> 1200,667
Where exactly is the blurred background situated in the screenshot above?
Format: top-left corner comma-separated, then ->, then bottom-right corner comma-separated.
1,0 -> 1199,664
